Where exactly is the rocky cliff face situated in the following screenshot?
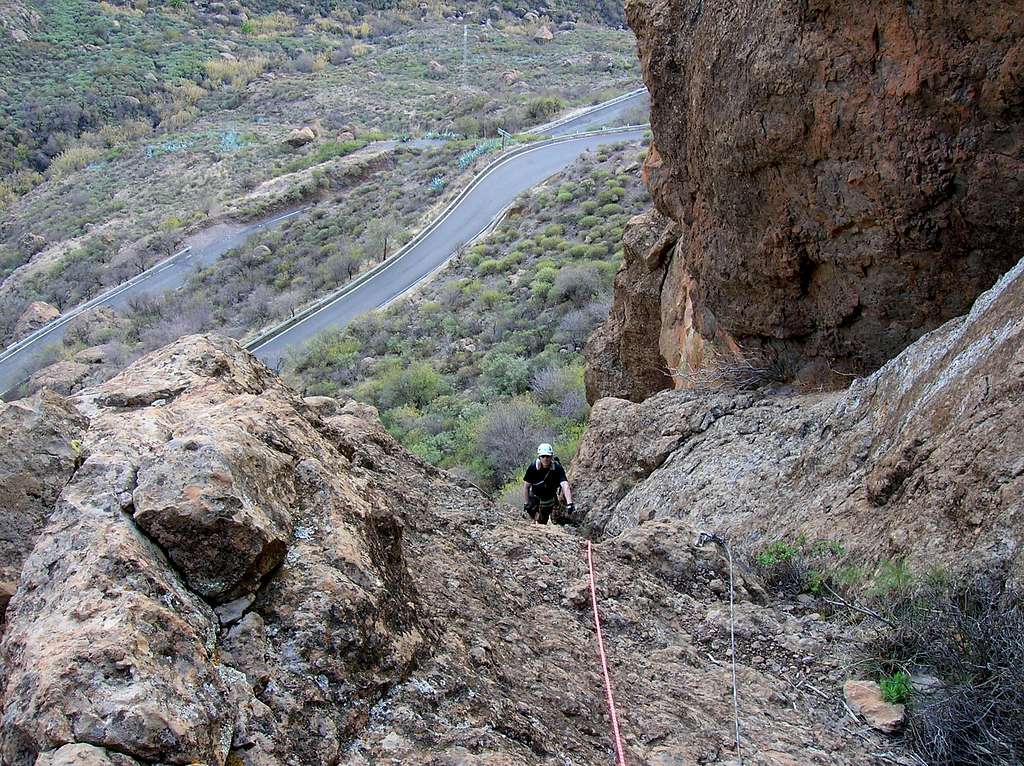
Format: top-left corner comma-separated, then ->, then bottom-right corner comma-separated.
1,335 -> 897,765
589,0 -> 1023,396
0,390 -> 87,622
575,253 -> 1024,585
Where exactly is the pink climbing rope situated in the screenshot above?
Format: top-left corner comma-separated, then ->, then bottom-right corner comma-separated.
586,539 -> 628,766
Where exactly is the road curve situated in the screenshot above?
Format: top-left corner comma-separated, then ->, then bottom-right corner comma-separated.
545,89 -> 648,136
0,210 -> 306,396
251,127 -> 648,370
0,89 -> 649,397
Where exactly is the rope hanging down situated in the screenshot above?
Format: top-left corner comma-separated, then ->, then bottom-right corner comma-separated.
698,531 -> 743,765
586,540 -> 628,766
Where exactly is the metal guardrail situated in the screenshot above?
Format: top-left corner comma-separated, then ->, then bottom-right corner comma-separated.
0,246 -> 192,366
531,87 -> 646,135
0,91 -> 651,398
245,123 -> 650,355
0,207 -> 310,369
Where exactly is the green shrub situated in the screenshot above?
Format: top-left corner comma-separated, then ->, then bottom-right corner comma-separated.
530,280 -> 552,302
879,672 -> 912,705
375,362 -> 449,409
755,540 -> 799,567
480,353 -> 531,396
750,536 -> 845,597
478,289 -> 504,308
477,258 -> 503,275
526,96 -> 564,121
870,559 -> 914,598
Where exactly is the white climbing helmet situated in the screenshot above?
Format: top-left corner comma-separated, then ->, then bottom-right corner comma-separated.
537,443 -> 554,457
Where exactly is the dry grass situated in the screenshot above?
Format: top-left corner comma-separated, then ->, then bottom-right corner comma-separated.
159,107 -> 198,132
203,55 -> 270,88
46,146 -> 103,180
98,118 -> 152,147
241,12 -> 295,37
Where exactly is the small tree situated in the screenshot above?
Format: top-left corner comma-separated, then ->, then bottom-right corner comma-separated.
474,397 -> 549,485
363,216 -> 400,264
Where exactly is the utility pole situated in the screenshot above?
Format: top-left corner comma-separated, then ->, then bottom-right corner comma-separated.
460,24 -> 468,90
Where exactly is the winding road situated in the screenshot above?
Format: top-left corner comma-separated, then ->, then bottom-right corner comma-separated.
250,126 -> 647,369
0,89 -> 648,396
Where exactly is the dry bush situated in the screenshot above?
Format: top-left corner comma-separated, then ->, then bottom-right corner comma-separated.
864,582 -> 1024,766
474,398 -> 548,485
46,146 -> 103,179
550,263 -> 601,307
203,56 -> 270,88
160,108 -> 198,132
98,118 -> 152,147
242,12 -> 295,37
680,343 -> 787,391
167,80 -> 207,106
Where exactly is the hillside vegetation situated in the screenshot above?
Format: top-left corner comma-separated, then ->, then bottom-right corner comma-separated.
1,0 -> 639,342
287,139 -> 649,493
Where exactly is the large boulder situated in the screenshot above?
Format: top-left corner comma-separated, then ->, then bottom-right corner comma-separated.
575,255 -> 1024,584
283,127 -> 317,148
0,389 -> 87,588
624,0 -> 1024,388
12,301 -> 59,341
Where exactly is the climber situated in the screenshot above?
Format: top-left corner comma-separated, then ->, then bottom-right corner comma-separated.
523,442 -> 575,525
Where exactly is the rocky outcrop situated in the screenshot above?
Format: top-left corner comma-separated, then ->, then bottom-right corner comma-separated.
12,300 -> 58,341
575,254 -> 1024,584
0,389 -> 87,592
0,337 -> 422,765
62,306 -> 128,348
616,0 -> 1023,390
584,209 -> 676,403
0,335 -> 896,764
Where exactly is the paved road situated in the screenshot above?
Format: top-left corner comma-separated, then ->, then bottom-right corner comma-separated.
546,90 -> 648,136
0,209 -> 306,395
251,127 -> 648,370
0,89 -> 650,396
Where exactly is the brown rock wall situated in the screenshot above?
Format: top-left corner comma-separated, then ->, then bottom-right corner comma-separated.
575,254 -> 1024,584
0,335 -> 897,764
623,0 -> 1024,388
583,209 -> 676,402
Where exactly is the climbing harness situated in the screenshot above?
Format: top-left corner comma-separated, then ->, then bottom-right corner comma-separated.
698,531 -> 743,765
586,540 -> 628,766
